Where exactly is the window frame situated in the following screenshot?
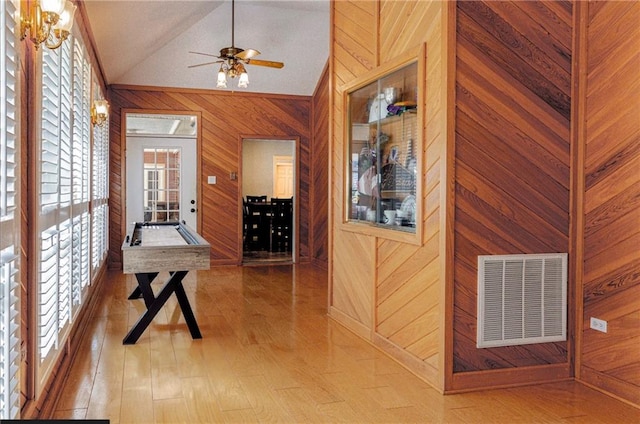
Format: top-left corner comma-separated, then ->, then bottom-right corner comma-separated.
0,0 -> 21,419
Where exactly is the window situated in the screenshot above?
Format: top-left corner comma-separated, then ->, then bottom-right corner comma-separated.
35,31 -> 109,395
0,0 -> 21,419
37,36 -> 74,382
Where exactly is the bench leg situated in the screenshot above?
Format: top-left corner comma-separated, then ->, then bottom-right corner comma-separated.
123,270 -> 201,344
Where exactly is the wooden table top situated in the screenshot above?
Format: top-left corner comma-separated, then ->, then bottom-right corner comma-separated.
139,226 -> 188,246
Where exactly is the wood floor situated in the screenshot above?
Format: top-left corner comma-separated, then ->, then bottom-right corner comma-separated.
242,250 -> 292,266
53,264 -> 639,423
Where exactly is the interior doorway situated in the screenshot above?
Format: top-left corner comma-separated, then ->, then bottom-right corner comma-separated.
125,113 -> 199,229
242,138 -> 296,264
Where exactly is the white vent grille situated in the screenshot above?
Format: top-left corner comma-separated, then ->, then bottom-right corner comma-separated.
477,253 -> 567,348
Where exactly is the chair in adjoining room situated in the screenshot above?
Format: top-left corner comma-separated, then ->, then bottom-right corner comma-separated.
244,196 -> 271,251
270,197 -> 293,252
245,195 -> 267,203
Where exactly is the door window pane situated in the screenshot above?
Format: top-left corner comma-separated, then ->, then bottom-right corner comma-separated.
143,148 -> 181,222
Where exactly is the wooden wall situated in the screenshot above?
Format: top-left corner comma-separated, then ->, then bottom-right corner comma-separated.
330,0 -> 640,402
452,0 -> 573,388
107,87 -> 313,267
330,0 -> 378,335
579,0 -> 640,406
311,63 -> 330,268
329,0 -> 450,390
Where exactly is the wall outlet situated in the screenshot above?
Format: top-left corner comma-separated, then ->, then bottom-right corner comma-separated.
590,317 -> 607,333
207,176 -> 216,184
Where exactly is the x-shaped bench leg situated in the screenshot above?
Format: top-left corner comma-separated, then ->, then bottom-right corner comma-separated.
123,270 -> 202,345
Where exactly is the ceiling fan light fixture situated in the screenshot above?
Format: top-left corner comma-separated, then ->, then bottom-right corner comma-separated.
216,64 -> 227,88
237,63 -> 249,88
188,0 -> 282,89
238,72 -> 249,88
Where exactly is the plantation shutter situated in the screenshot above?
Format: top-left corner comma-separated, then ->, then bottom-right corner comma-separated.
0,0 -> 21,419
41,47 -> 61,211
37,37 -> 75,388
71,39 -> 91,311
91,81 -> 109,275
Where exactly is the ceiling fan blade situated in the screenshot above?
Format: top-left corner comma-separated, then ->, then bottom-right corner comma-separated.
246,59 -> 284,69
189,51 -> 220,58
188,61 -> 222,68
236,48 -> 260,60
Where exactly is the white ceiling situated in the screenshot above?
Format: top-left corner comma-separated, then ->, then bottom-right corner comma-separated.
83,0 -> 330,96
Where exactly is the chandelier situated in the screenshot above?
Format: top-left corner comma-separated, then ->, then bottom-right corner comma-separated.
21,0 -> 77,50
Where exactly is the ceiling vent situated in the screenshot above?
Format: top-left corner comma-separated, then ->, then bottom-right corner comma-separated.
477,253 -> 567,348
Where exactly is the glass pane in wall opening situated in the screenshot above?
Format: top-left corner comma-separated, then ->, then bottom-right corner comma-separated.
347,62 -> 418,232
126,114 -> 197,137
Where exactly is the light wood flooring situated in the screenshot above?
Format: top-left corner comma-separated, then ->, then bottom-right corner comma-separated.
242,250 -> 292,266
53,264 -> 639,423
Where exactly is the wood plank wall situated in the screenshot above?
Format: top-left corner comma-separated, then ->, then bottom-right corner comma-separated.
452,0 -> 573,384
107,87 -> 314,267
330,0 -> 378,333
330,0 -> 449,390
375,0 -> 447,388
580,0 -> 640,406
328,0 -> 639,401
311,64 -> 330,268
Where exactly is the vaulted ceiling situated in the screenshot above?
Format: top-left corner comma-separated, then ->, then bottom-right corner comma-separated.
83,0 -> 330,96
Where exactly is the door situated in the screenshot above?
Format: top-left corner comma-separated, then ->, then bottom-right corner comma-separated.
273,155 -> 294,198
126,136 -> 197,228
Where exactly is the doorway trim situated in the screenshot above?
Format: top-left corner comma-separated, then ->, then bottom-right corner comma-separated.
238,135 -> 300,265
120,109 -> 203,234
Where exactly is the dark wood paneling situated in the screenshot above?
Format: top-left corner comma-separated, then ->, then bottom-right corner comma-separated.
311,64 -> 329,267
453,1 -> 572,373
581,0 -> 640,406
107,88 -> 312,267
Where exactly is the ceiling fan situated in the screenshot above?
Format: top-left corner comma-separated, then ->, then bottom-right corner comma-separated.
188,0 -> 284,88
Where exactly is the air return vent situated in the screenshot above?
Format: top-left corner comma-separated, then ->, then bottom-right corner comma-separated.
477,253 -> 567,348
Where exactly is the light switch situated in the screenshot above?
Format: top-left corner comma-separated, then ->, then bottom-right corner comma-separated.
207,176 -> 217,184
